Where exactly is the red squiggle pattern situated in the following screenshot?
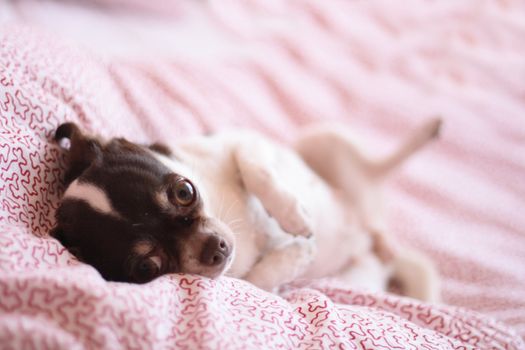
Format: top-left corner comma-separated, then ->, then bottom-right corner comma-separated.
1,224 -> 523,349
2,1 -> 525,348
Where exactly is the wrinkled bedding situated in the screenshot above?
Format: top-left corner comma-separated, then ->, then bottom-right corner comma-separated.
1,0 -> 525,348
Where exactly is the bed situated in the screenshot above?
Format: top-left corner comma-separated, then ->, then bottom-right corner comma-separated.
1,0 -> 524,348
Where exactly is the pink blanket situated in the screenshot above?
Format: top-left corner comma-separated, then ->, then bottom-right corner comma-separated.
1,0 -> 524,348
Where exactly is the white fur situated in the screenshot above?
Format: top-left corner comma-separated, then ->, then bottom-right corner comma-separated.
64,180 -> 118,217
156,119 -> 442,301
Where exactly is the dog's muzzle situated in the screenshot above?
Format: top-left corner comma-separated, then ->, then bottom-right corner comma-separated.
200,235 -> 232,267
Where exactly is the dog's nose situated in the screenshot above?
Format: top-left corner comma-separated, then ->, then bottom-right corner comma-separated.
200,236 -> 231,267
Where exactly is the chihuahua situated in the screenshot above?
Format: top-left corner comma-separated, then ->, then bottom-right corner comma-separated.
51,119 -> 441,301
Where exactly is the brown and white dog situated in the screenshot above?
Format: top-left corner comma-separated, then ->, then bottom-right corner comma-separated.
51,119 -> 441,301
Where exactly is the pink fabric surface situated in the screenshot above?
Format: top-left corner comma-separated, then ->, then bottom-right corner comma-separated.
1,0 -> 525,348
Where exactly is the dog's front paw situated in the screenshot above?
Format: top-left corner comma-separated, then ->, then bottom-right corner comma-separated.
279,201 -> 313,238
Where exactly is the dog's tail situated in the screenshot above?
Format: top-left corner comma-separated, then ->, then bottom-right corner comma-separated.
389,249 -> 441,303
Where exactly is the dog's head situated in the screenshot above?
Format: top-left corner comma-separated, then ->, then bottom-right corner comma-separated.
51,123 -> 234,284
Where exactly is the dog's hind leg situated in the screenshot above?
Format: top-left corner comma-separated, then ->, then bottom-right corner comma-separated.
294,117 -> 441,230
372,118 -> 442,176
294,117 -> 442,186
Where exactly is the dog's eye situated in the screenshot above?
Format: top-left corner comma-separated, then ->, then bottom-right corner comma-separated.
132,258 -> 160,283
169,179 -> 196,207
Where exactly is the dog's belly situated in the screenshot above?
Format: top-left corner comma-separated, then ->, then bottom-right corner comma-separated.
304,210 -> 373,279
267,148 -> 374,279
236,146 -> 374,280
290,188 -> 373,279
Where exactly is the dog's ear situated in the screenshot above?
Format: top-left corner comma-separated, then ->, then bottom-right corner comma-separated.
55,123 -> 102,184
148,142 -> 172,156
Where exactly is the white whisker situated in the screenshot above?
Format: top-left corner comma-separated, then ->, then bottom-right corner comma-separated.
227,218 -> 244,226
223,199 -> 240,221
227,218 -> 244,234
216,191 -> 226,222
